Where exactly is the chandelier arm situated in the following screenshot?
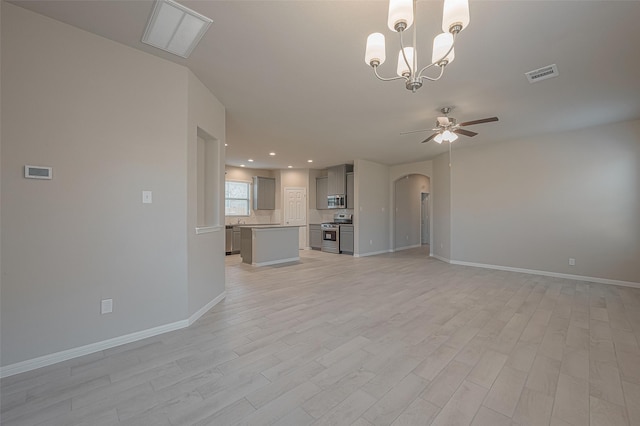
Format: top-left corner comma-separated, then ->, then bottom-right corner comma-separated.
420,65 -> 446,82
412,0 -> 417,76
416,31 -> 458,79
398,29 -> 413,77
372,66 -> 407,82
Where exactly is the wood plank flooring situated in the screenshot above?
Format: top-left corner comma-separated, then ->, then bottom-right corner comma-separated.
2,247 -> 640,425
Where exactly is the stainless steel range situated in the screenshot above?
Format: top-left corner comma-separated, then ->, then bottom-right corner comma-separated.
321,213 -> 352,254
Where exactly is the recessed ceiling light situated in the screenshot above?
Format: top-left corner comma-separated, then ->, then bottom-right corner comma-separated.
142,0 -> 213,58
248,159 -> 254,162
288,165 -> 293,168
225,143 -> 228,147
240,164 -> 245,167
307,160 -> 313,163
269,152 -> 276,156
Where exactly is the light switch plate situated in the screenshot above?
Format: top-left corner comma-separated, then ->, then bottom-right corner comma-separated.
101,299 -> 113,314
142,191 -> 152,204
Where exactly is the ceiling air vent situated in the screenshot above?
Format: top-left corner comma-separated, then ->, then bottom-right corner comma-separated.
142,0 -> 212,58
525,64 -> 559,83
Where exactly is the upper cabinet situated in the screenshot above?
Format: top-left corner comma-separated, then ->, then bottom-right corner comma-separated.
346,172 -> 354,209
327,164 -> 354,195
316,176 -> 328,210
253,176 -> 276,210
327,164 -> 346,195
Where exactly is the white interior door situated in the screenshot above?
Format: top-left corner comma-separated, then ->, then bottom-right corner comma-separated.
284,187 -> 307,249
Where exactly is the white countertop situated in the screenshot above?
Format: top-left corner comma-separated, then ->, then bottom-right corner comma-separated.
239,225 -> 301,229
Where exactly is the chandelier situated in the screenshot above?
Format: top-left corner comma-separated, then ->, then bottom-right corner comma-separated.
364,0 -> 470,93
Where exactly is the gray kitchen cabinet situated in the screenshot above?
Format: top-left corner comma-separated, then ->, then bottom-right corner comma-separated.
316,176 -> 328,209
232,226 -> 241,253
346,172 -> 354,209
225,226 -> 233,254
340,225 -> 354,254
327,165 -> 347,195
253,176 -> 276,210
309,224 -> 322,250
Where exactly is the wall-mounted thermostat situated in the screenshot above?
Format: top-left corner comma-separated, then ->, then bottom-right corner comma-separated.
25,165 -> 52,180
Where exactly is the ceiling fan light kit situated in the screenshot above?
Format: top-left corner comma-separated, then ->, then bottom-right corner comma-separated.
365,0 -> 469,93
412,107 -> 498,144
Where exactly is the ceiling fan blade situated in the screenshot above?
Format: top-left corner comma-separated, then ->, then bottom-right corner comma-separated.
400,128 -> 430,135
454,128 -> 478,137
421,133 -> 438,143
459,117 -> 499,126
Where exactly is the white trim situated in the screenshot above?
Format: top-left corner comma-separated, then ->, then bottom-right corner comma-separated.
354,249 -> 392,258
195,225 -> 223,234
430,254 -> 451,263
1,292 -> 226,378
253,257 -> 300,266
188,291 -> 226,325
392,244 -> 422,252
450,260 -> 640,289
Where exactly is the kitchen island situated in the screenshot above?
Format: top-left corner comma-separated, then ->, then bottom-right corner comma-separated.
239,225 -> 300,266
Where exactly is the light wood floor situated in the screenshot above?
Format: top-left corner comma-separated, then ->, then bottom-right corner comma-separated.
2,247 -> 640,426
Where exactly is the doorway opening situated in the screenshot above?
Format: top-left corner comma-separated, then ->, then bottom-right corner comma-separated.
393,174 -> 430,253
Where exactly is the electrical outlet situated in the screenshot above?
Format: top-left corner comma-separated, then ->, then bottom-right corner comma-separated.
369,239 -> 373,245
569,258 -> 576,266
142,191 -> 152,204
101,299 -> 113,314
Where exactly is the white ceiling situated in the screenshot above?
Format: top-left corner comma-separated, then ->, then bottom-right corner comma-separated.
10,0 -> 640,170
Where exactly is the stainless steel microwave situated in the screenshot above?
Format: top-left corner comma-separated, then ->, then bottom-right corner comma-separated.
327,194 -> 345,209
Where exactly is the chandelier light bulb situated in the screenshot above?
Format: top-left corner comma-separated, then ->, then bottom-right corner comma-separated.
365,33 -> 386,66
388,0 -> 414,32
364,0 -> 470,93
396,47 -> 414,77
442,0 -> 470,33
432,32 -> 455,65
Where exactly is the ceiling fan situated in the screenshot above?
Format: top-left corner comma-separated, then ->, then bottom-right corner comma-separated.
402,107 -> 499,144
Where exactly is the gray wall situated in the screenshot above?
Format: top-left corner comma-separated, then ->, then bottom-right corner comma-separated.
354,159 -> 390,256
187,72 -> 226,318
1,3 -> 226,366
432,153 -> 452,260
394,174 -> 430,250
449,119 -> 640,283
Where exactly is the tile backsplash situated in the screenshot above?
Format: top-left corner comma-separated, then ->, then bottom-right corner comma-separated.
225,209 -> 281,225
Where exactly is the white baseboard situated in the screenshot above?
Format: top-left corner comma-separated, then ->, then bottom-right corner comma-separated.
354,249 -> 392,258
188,291 -> 226,325
1,292 -> 226,378
253,257 -> 299,266
450,260 -> 640,289
430,254 -> 451,263
392,244 -> 422,252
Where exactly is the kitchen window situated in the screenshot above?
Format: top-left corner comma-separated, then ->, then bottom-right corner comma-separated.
225,181 -> 250,216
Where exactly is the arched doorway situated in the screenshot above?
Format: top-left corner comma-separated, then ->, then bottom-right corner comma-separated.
393,174 -> 430,252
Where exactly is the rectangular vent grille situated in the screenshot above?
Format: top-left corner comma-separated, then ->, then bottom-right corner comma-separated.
525,64 -> 559,83
25,165 -> 52,179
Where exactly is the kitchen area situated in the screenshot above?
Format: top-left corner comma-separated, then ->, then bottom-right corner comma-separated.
225,163 -> 356,262
309,164 -> 355,255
